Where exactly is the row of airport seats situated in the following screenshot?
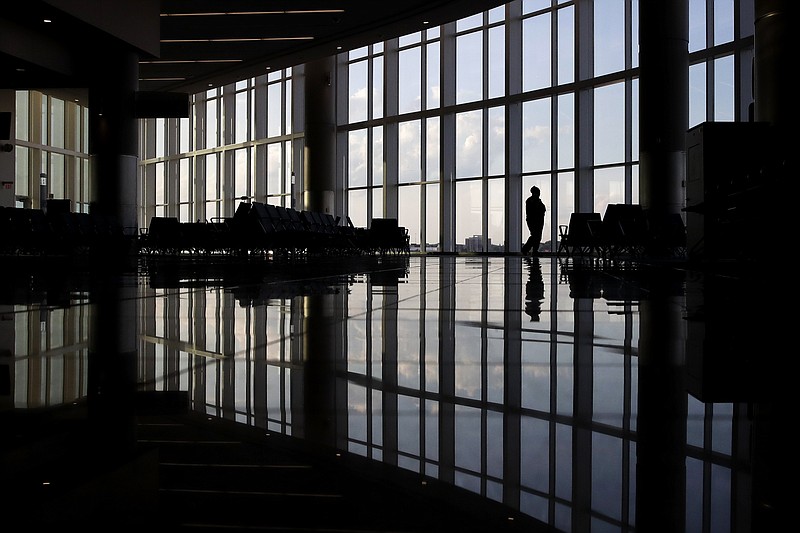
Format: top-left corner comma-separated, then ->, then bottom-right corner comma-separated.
0,203 -> 126,257
558,204 -> 686,260
138,201 -> 410,257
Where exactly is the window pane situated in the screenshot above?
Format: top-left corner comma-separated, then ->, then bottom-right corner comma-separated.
398,184 -> 421,248
15,90 -> 29,141
557,171 -> 575,236
457,31 -> 483,104
488,178 -> 504,252
426,117 -> 440,182
689,62 -> 707,128
235,91 -> 248,143
155,161 -> 165,205
557,93 -> 574,169
349,60 -> 368,123
372,126 -> 384,186
489,6 -> 504,24
268,143 -> 282,194
455,180 -> 482,249
399,121 -> 421,184
689,0 -> 707,53
426,183 -> 440,251
348,189 -> 367,228
15,145 -> 29,196
349,129 -> 368,187
489,26 -> 505,98
372,56 -> 384,119
522,98 -> 551,173
523,13 -> 552,92
40,97 -> 47,144
399,32 -> 421,47
456,110 -> 482,178
557,6 -> 575,84
180,117 -> 190,152
206,99 -> 218,148
205,154 -> 218,201
594,83 -> 625,166
523,0 -> 550,14
488,107 -> 505,176
714,0 -> 734,45
51,98 -> 64,149
179,158 -> 190,203
631,0 -> 640,69
457,13 -> 482,32
594,0 -> 625,76
284,140 -> 293,199
155,118 -> 165,158
594,166 -> 625,215
399,47 -> 422,114
50,152 -> 65,199
285,79 -> 293,134
234,148 -> 248,198
631,78 -> 639,158
349,46 -> 368,60
714,55 -> 734,122
372,187 -> 383,219
426,42 -> 440,110
267,83 -> 282,137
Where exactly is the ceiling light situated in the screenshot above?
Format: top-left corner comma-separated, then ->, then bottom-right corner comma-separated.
139,77 -> 186,81
161,10 -> 344,17
161,37 -> 313,43
140,59 -> 242,64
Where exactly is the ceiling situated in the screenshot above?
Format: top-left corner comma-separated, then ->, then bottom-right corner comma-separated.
2,0 -> 508,102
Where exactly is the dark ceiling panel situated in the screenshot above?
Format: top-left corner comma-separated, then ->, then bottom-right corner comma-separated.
2,0 -> 508,97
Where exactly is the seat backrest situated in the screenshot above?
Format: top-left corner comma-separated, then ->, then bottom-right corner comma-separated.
568,213 -> 600,243
603,204 -> 646,241
370,218 -> 399,233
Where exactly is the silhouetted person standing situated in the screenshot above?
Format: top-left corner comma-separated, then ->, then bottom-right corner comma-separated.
521,186 -> 546,256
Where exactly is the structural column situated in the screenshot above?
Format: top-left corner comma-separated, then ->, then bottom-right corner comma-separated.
88,45 -> 139,240
638,0 -> 689,218
753,0 -> 796,135
86,43 -> 141,464
303,56 -> 337,215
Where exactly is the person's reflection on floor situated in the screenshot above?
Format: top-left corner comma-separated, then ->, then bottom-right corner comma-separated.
524,257 -> 545,321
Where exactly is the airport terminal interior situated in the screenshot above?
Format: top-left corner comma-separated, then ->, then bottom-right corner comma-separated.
0,1 -> 793,531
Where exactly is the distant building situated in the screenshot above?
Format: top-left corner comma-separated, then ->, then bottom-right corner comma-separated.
465,235 -> 490,252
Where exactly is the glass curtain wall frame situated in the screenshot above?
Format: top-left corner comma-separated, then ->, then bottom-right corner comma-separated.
336,0 -> 754,254
132,0 -> 757,252
13,90 -> 90,212
137,70 -> 299,229
337,1 -> 607,253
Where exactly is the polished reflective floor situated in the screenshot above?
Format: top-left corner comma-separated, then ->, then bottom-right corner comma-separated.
0,254 -> 788,531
